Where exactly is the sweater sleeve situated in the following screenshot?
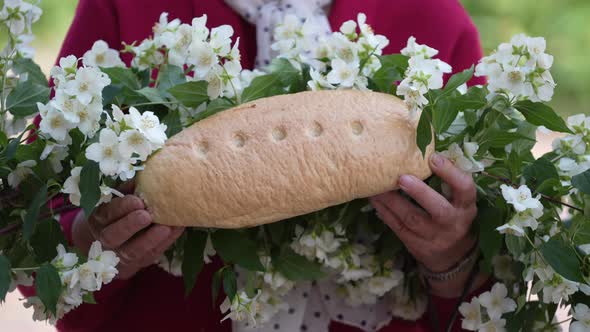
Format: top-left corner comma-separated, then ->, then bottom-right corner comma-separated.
449,18 -> 486,87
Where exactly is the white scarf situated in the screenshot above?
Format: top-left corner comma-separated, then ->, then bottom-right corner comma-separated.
224,0 -> 333,67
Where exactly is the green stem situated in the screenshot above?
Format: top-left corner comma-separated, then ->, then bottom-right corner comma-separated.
11,267 -> 39,272
123,101 -> 180,109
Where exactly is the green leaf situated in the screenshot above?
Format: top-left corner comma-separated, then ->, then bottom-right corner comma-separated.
0,255 -> 11,302
211,269 -> 222,306
240,74 -> 283,103
0,131 -> 7,147
506,234 -> 527,258
478,205 -> 504,272
572,169 -> 590,195
102,85 -> 123,106
6,80 -> 50,116
540,237 -> 584,282
163,109 -> 182,137
167,81 -> 209,108
30,219 -> 67,262
35,263 -> 63,316
13,58 -> 48,86
79,160 -> 101,217
573,215 -> 590,245
100,67 -> 140,90
23,183 -> 47,241
157,65 -> 186,93
222,268 -> 237,301
514,101 -> 572,134
135,87 -> 165,103
432,98 -> 459,134
478,129 -> 535,149
268,58 -> 301,85
416,108 -> 432,157
82,292 -> 97,304
4,136 -> 19,160
452,87 -> 487,112
211,230 -> 264,271
378,54 -> 409,72
181,230 -> 208,296
272,247 -> 325,281
441,66 -> 474,98
523,158 -> 559,190
193,98 -> 235,123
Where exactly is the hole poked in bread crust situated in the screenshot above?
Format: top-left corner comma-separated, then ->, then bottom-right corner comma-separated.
309,121 -> 323,137
233,132 -> 247,148
196,141 -> 209,157
351,120 -> 364,135
272,127 -> 287,141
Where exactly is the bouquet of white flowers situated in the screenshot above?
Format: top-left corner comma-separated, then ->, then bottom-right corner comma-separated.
1,1 -> 589,331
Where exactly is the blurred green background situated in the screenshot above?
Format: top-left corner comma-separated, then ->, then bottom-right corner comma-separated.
27,0 -> 590,116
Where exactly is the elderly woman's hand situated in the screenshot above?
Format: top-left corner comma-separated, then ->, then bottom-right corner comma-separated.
72,182 -> 184,280
370,153 -> 483,297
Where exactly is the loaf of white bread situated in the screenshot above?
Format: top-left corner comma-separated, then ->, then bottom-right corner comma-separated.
136,90 -> 434,228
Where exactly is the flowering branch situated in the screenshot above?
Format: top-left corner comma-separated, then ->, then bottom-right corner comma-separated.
480,171 -> 583,213
0,203 -> 78,236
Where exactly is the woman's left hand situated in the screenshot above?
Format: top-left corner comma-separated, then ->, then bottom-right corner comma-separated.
370,153 -> 478,276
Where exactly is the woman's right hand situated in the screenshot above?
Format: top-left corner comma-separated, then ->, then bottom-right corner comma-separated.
72,184 -> 184,280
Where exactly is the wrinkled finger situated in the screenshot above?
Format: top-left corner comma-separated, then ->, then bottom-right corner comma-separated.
92,195 -> 145,227
371,192 -> 435,240
371,199 -> 428,249
398,175 -> 453,221
139,227 -> 185,266
116,225 -> 172,265
98,210 -> 152,249
430,153 -> 477,209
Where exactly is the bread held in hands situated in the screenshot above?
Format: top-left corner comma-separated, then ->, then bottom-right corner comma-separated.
136,90 -> 434,228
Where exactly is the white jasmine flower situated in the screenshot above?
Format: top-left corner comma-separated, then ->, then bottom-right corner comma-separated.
1,111 -> 27,137
158,253 -> 183,277
153,12 -> 181,37
327,58 -> 359,87
50,55 -> 78,87
209,25 -> 233,57
188,41 -> 217,77
83,40 -> 124,68
64,67 -> 111,105
85,128 -> 124,177
308,67 -> 335,91
571,304 -> 590,332
98,185 -> 124,205
478,318 -> 506,332
340,20 -> 357,36
131,39 -> 164,70
0,0 -> 42,35
62,166 -> 82,206
500,184 -> 543,213
220,291 -> 261,326
542,277 -> 578,304
496,222 -> 526,237
367,272 -> 403,297
458,298 -> 482,331
441,143 -> 484,173
52,244 -> 79,270
401,36 -> 438,59
478,283 -> 516,319
390,285 -> 428,321
7,160 -> 36,189
39,105 -> 75,141
128,108 -> 168,146
117,162 -> 144,182
191,15 -> 209,43
204,234 -> 216,264
160,24 -> 193,66
118,129 -> 151,160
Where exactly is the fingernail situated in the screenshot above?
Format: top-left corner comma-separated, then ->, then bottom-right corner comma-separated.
431,153 -> 444,168
399,175 -> 414,190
